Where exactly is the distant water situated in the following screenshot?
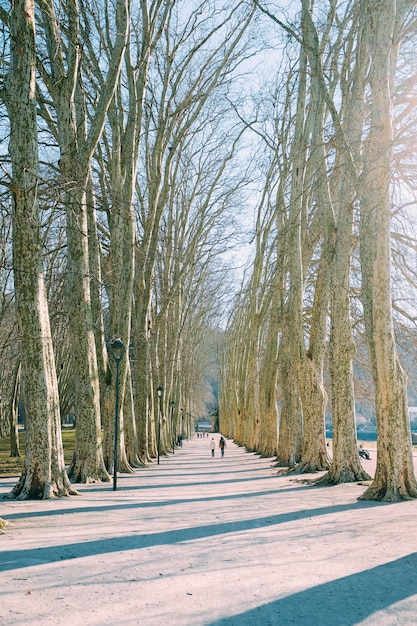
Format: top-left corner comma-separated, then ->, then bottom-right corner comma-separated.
327,431 -> 417,443
326,431 -> 377,442
355,432 -> 377,442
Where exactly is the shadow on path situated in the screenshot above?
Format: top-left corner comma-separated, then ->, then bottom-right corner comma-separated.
0,500 -> 380,572
209,553 -> 417,626
78,473 -> 280,493
0,483 -> 328,521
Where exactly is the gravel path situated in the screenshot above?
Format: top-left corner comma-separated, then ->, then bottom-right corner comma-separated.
1,436 -> 417,625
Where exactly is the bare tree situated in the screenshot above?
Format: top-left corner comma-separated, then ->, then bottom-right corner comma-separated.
35,0 -> 129,482
4,0 -> 75,499
150,102 -> 251,455
320,1 -> 371,485
132,1 -> 256,461
94,0 -> 172,471
359,0 -> 417,501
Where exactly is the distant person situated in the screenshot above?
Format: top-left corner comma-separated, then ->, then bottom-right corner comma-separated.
219,436 -> 226,457
358,444 -> 371,460
210,437 -> 216,457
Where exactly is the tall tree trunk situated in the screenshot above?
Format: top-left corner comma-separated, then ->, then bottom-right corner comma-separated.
134,279 -> 154,462
325,4 -> 370,484
87,182 -> 110,415
6,0 -> 75,499
37,0 -> 129,483
277,7 -> 313,470
103,74 -> 139,471
359,0 -> 417,501
298,238 -> 331,473
65,185 -> 110,483
276,324 -> 303,468
292,0 -> 371,480
327,168 -> 370,483
256,318 -> 279,457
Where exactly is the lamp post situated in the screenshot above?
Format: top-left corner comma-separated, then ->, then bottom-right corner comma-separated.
170,399 -> 175,454
157,385 -> 163,464
111,338 -> 125,491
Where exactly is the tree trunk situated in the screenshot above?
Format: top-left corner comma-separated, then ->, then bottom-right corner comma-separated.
9,362 -> 21,458
359,0 -> 417,501
133,281 -> 154,463
325,178 -> 371,483
277,8 -> 311,471
256,329 -> 279,457
298,357 -> 330,473
87,182 -> 110,414
276,328 -> 303,468
6,0 -> 75,499
37,0 -> 129,483
65,187 -> 111,484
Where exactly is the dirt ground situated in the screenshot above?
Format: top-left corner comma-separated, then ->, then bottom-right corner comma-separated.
1,437 -> 417,626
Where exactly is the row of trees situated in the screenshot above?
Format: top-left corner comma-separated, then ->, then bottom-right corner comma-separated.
219,0 -> 417,501
0,0 -> 256,498
2,0 -> 417,504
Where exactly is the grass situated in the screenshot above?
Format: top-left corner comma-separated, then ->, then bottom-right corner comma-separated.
0,428 -> 76,478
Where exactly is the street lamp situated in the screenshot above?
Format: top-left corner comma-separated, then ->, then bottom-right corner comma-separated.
157,385 -> 163,464
170,399 -> 175,454
111,337 -> 125,491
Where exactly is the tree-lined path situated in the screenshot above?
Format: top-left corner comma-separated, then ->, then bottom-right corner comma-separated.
2,437 -> 417,625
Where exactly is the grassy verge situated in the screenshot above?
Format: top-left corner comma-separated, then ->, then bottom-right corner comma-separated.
0,429 -> 76,478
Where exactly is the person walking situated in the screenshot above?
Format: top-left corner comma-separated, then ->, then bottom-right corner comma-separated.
210,437 -> 216,457
219,436 -> 226,457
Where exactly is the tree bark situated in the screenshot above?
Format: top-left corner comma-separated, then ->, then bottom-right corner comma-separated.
5,0 -> 76,499
9,362 -> 21,458
359,0 -> 417,501
276,325 -> 303,468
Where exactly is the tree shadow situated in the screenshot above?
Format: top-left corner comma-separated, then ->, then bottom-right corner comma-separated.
0,499 -> 380,572
0,482 -> 327,521
78,472 -> 283,493
209,553 -> 417,625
